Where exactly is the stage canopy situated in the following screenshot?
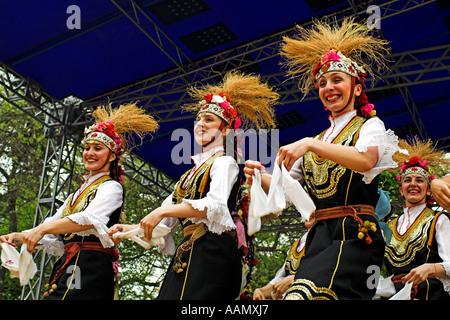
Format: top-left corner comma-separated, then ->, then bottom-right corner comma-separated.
1,0 -> 449,181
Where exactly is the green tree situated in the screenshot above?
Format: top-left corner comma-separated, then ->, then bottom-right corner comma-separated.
0,101 -> 47,299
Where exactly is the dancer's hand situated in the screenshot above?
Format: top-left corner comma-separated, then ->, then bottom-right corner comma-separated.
140,208 -> 165,241
272,275 -> 294,300
402,264 -> 436,287
253,288 -> 266,300
107,224 -> 138,243
23,226 -> 46,253
277,138 -> 314,171
243,160 -> 265,185
0,233 -> 21,248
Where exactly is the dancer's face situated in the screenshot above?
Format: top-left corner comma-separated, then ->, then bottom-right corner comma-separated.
318,72 -> 362,117
194,112 -> 228,149
399,173 -> 431,206
83,142 -> 116,175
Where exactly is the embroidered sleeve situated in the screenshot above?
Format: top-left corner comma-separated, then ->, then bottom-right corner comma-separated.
183,156 -> 239,234
353,117 -> 407,184
65,180 -> 123,248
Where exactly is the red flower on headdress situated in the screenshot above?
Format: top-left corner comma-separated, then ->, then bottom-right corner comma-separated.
218,92 -> 230,102
223,103 -> 238,119
233,115 -> 242,130
397,156 -> 431,181
403,156 -> 428,171
321,50 -> 340,63
203,93 -> 214,103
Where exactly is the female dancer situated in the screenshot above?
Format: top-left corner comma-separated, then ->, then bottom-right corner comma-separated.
244,18 -> 404,300
381,139 -> 450,300
0,103 -> 158,299
109,71 -> 279,300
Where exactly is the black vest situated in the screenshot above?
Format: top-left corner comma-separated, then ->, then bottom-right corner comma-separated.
301,116 -> 379,210
172,151 -> 240,229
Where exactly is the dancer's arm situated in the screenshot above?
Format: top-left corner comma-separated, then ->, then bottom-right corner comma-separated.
277,137 -> 378,173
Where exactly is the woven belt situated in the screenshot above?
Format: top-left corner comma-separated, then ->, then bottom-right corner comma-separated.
51,242 -> 118,286
311,204 -> 375,225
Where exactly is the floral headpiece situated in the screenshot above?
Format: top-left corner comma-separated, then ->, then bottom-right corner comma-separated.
312,48 -> 375,117
280,17 -> 390,119
185,71 -> 279,131
84,103 -> 159,184
198,93 -> 242,130
313,48 -> 365,81
84,121 -> 124,157
396,156 -> 434,184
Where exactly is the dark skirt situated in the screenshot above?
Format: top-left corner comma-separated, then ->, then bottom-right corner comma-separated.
43,247 -> 115,300
284,214 -> 385,300
157,230 -> 242,300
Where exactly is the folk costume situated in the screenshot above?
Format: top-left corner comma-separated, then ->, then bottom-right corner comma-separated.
381,139 -> 450,300
36,103 -> 158,300
157,72 -> 279,300
279,18 -> 404,300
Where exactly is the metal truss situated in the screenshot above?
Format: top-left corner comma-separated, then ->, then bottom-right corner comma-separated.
84,0 -> 447,148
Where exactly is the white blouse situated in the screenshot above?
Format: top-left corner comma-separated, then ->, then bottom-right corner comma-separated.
286,110 -> 404,184
33,172 -> 123,255
158,146 -> 239,255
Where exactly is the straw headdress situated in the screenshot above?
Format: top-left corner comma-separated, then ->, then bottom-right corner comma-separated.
392,137 -> 450,183
184,71 -> 279,130
85,102 -> 159,157
280,17 -> 390,98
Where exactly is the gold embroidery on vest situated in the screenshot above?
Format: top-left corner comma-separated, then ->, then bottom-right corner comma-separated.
285,238 -> 305,275
62,175 -> 112,218
61,175 -> 112,241
384,207 -> 435,268
173,151 -> 224,205
302,116 -> 366,199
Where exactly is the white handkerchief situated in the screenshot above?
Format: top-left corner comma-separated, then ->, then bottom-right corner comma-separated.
389,281 -> 412,300
113,224 -> 171,249
376,275 -> 396,298
246,161 -> 316,235
281,163 -> 315,221
1,243 -> 37,285
265,163 -> 287,217
19,244 -> 37,286
247,169 -> 264,236
1,243 -> 20,278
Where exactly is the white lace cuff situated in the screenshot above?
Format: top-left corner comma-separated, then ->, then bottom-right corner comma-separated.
182,197 -> 236,235
437,262 -> 450,294
354,127 -> 406,184
35,234 -> 65,256
66,212 -> 114,248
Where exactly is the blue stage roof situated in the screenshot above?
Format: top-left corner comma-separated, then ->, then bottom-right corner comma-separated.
1,0 -> 449,180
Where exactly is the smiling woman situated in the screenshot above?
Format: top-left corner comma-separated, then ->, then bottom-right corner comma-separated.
108,71 -> 279,300
83,142 -> 116,175
0,103 -> 158,300
381,138 -> 450,300
244,17 -> 405,300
